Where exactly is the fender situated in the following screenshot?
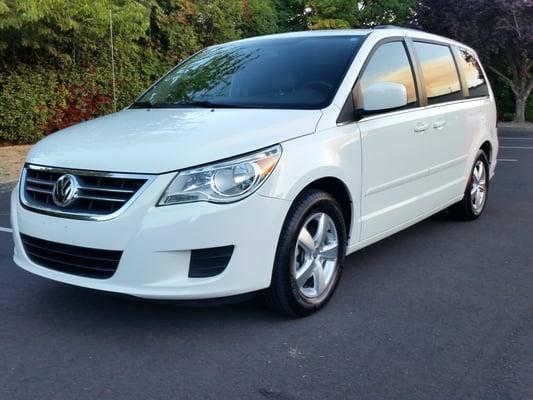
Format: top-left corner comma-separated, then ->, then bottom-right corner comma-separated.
259,124 -> 362,244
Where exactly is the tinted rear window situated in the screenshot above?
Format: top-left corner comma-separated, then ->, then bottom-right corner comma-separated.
458,49 -> 489,98
414,42 -> 463,105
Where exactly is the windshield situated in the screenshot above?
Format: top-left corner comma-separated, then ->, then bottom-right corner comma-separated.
133,35 -> 366,110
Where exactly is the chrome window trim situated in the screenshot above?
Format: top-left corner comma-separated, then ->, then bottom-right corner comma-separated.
19,164 -> 156,222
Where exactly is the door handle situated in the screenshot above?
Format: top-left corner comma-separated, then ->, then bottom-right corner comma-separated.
433,120 -> 447,129
414,122 -> 430,133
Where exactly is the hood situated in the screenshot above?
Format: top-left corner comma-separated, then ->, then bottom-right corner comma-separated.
27,108 -> 322,174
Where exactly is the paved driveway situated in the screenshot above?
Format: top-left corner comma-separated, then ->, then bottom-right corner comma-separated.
0,128 -> 531,399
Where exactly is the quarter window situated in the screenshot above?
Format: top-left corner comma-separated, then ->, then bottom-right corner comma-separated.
356,41 -> 418,111
414,42 -> 462,105
458,49 -> 489,98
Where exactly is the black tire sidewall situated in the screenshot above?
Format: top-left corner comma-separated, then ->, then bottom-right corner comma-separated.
465,150 -> 490,217
272,190 -> 347,315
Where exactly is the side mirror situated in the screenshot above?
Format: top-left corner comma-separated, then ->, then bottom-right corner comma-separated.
363,82 -> 407,112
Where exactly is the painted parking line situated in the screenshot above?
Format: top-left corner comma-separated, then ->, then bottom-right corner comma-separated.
0,226 -> 12,233
497,159 -> 518,162
499,146 -> 533,149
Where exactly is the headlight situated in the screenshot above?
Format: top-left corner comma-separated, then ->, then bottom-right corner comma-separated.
158,145 -> 282,205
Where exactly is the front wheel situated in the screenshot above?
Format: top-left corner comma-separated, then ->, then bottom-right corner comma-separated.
264,189 -> 347,317
449,150 -> 489,220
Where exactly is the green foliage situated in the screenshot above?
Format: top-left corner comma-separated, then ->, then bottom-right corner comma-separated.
307,0 -> 357,29
274,0 -> 308,31
0,0 -> 529,144
241,0 -> 279,37
276,0 -> 417,31
0,0 -> 150,67
489,73 -> 533,122
0,62 -> 160,144
194,0 -> 244,46
0,66 -> 65,143
310,18 -> 351,29
148,0 -> 201,62
357,0 -> 417,27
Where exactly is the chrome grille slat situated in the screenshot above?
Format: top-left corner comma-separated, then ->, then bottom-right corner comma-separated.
26,186 -> 53,195
20,165 -> 154,221
26,177 -> 55,186
78,185 -> 135,194
76,194 -> 128,203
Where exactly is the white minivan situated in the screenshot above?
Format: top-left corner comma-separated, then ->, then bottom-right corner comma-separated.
11,27 -> 498,316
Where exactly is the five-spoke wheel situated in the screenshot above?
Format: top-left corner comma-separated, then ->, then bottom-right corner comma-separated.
449,150 -> 490,220
293,212 -> 340,301
470,159 -> 487,215
265,190 -> 346,317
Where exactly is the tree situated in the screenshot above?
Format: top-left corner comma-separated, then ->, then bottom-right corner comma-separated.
357,0 -> 417,27
241,0 -> 279,37
146,0 -> 200,63
274,0 -> 308,31
274,0 -> 418,31
417,0 -> 533,123
193,0 -> 244,46
0,0 -> 150,68
306,0 -> 357,29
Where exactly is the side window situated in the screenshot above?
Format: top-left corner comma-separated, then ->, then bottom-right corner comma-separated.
458,48 -> 489,98
414,42 -> 462,105
355,41 -> 418,112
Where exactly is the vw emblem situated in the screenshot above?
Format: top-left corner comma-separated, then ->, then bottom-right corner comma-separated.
52,174 -> 79,207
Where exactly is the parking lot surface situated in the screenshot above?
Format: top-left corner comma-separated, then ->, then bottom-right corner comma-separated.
0,128 -> 531,399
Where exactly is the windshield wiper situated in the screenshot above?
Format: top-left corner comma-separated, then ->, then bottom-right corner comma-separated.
130,101 -> 155,109
172,100 -> 247,109
130,100 -> 249,109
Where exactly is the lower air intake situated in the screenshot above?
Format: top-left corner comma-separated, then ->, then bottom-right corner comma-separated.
189,246 -> 234,278
21,234 -> 122,279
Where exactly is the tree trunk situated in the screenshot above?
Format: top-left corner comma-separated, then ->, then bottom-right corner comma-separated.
514,95 -> 526,124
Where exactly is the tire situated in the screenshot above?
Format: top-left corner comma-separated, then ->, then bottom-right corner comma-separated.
264,189 -> 347,317
449,150 -> 490,221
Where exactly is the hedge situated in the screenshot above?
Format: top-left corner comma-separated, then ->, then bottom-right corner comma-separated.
0,61 -> 166,144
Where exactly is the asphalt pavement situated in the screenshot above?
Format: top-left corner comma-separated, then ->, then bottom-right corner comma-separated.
0,127 -> 531,399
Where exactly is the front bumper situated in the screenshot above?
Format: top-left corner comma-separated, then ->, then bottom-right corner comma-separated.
11,174 -> 291,299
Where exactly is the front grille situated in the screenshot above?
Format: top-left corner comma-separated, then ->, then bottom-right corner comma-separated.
189,246 -> 234,278
21,165 -> 153,220
21,234 -> 122,279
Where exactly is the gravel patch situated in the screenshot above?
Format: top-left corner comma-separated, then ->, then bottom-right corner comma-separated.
0,145 -> 30,186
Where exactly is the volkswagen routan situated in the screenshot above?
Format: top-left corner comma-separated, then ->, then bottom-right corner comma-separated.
12,27 -> 498,316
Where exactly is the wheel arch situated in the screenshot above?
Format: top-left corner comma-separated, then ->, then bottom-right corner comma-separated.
463,136 -> 496,190
296,176 -> 354,241
480,140 -> 493,164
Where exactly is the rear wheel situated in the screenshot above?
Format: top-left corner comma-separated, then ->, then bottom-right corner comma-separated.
449,150 -> 489,220
264,190 -> 347,317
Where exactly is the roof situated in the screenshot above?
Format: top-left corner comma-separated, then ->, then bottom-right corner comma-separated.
223,27 -> 475,55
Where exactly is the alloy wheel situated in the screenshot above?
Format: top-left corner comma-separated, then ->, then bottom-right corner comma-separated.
292,212 -> 340,300
471,159 -> 487,214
